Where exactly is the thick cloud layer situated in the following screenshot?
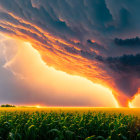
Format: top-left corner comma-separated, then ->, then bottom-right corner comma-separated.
0,0 -> 140,106
0,36 -> 116,107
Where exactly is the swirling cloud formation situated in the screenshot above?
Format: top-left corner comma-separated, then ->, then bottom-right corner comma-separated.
0,0 -> 140,106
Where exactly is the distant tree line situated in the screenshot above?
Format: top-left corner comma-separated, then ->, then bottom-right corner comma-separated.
1,104 -> 15,107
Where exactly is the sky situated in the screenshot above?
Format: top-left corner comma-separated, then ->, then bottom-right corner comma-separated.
0,0 -> 140,107
0,35 -> 118,107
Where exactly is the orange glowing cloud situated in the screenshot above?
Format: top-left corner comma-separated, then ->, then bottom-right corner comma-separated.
0,13 -> 130,107
1,38 -> 118,107
1,1 -> 140,107
0,15 -> 128,107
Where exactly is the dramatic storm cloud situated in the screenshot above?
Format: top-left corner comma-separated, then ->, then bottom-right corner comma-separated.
0,0 -> 140,106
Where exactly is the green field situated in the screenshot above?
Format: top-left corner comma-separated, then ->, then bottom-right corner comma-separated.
0,107 -> 140,140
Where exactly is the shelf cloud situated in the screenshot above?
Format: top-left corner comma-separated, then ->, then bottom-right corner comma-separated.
0,0 -> 140,106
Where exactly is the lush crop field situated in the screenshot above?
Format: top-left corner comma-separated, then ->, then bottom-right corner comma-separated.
0,107 -> 140,140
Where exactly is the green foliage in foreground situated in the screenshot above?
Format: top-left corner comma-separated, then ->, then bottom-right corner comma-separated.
0,111 -> 139,140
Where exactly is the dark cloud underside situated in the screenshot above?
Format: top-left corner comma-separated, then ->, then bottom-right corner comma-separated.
0,0 -> 140,106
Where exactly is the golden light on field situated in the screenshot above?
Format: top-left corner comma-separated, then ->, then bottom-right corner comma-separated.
36,105 -> 41,108
34,105 -> 47,108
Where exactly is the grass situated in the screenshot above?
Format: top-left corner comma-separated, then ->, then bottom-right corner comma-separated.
0,107 -> 140,140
